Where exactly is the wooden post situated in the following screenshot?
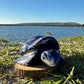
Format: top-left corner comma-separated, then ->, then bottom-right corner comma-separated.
14,63 -> 57,78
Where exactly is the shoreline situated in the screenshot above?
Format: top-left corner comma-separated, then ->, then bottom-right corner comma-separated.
0,22 -> 82,27
0,25 -> 82,27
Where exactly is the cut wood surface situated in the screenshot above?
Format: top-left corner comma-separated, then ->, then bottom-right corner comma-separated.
14,63 -> 57,78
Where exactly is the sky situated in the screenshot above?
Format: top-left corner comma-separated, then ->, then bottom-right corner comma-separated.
0,0 -> 84,24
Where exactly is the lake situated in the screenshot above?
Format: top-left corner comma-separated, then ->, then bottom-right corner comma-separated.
0,26 -> 84,42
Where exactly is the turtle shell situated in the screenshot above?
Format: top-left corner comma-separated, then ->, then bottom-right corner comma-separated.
33,36 -> 60,52
17,36 -> 60,66
20,36 -> 44,55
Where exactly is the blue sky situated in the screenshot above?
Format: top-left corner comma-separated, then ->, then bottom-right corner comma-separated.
0,0 -> 84,24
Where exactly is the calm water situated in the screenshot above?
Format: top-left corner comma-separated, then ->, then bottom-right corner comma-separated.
0,26 -> 84,42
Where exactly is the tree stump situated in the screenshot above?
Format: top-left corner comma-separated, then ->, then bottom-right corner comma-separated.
14,63 -> 58,78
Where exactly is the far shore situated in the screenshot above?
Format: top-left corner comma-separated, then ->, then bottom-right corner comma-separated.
0,22 -> 83,27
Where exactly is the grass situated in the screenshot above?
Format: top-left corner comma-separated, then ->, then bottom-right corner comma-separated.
0,36 -> 84,84
58,36 -> 84,79
0,38 -> 9,43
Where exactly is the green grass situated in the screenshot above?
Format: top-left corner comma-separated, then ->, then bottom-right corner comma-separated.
0,38 -> 9,43
0,36 -> 84,84
58,36 -> 84,78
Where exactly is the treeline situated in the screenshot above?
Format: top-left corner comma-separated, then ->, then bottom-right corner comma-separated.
0,22 -> 83,27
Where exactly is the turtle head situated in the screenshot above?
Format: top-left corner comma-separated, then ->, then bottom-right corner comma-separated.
41,50 -> 60,67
